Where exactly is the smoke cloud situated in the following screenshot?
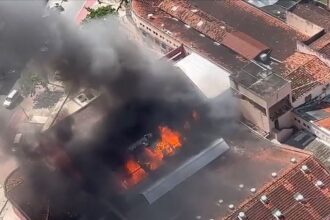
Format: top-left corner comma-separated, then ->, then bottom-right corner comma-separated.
0,1 -> 237,220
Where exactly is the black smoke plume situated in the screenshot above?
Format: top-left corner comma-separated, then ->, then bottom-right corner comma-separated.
0,1 -> 226,220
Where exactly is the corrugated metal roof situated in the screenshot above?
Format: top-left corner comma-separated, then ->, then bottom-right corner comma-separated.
175,52 -> 231,99
141,138 -> 230,204
222,31 -> 270,60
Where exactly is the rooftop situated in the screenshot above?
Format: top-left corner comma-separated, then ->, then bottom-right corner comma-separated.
174,52 -> 231,99
294,95 -> 330,132
188,0 -> 308,60
224,154 -> 330,220
132,0 -> 250,73
277,52 -> 330,100
230,63 -> 289,99
292,1 -> 330,32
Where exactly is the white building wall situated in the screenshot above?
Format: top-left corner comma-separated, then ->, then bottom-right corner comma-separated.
293,114 -> 330,144
131,11 -> 182,53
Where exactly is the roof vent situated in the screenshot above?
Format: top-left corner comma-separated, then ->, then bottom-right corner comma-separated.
294,193 -> 305,203
147,14 -> 154,19
272,209 -> 284,220
199,33 -> 205,37
184,24 -> 191,29
195,215 -> 202,219
315,180 -> 325,189
301,165 -> 310,174
260,195 -> 269,204
220,26 -> 226,30
213,42 -> 220,46
271,172 -> 277,178
239,184 -> 244,189
171,6 -> 178,11
238,212 -> 247,220
228,204 -> 235,210
250,188 -> 256,193
290,158 -> 297,164
191,9 -> 198,13
197,20 -> 204,27
259,53 -> 270,64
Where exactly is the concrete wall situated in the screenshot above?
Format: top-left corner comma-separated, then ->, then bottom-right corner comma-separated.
286,12 -> 324,37
273,128 -> 294,143
267,81 -> 292,108
232,82 -> 268,108
277,110 -> 294,129
239,97 -> 271,132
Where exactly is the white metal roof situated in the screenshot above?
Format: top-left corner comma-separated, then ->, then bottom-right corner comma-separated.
175,52 -> 230,99
141,138 -> 230,204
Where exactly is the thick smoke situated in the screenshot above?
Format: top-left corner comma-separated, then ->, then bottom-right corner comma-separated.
1,1 -> 198,219
0,1 -> 237,220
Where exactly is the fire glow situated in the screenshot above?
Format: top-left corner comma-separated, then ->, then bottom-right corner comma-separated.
120,126 -> 183,189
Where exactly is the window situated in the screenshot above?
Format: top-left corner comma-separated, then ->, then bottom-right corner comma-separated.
305,94 -> 312,102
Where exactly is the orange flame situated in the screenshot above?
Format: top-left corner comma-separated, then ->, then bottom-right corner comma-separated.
154,126 -> 182,156
121,158 -> 147,189
121,126 -> 182,189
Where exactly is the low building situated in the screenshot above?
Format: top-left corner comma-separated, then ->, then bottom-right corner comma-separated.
294,95 -> 330,144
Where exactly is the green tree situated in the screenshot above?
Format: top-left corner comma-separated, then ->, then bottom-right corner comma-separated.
19,71 -> 49,97
85,5 -> 118,20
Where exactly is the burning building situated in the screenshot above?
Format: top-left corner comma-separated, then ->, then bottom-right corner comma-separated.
2,1 -> 330,219
4,44 -> 330,220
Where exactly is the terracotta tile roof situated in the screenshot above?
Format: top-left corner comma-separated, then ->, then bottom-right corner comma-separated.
222,31 -> 270,60
132,0 -> 249,73
279,52 -> 330,100
316,118 -> 330,131
224,156 -> 330,220
189,0 -> 309,60
159,0 -> 233,43
310,33 -> 330,52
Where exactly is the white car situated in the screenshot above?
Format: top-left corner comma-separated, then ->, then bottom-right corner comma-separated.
3,89 -> 19,108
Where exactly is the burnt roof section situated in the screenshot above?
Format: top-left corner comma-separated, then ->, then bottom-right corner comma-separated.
292,1 -> 330,32
126,122 -> 311,220
5,96 -> 312,220
222,31 -> 271,60
188,0 -> 309,60
141,138 -> 229,204
224,155 -> 330,220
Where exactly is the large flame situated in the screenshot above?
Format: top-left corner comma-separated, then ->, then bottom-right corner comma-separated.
121,158 -> 147,189
121,126 -> 182,189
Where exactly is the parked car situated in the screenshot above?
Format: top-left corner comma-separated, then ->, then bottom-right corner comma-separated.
3,89 -> 19,108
